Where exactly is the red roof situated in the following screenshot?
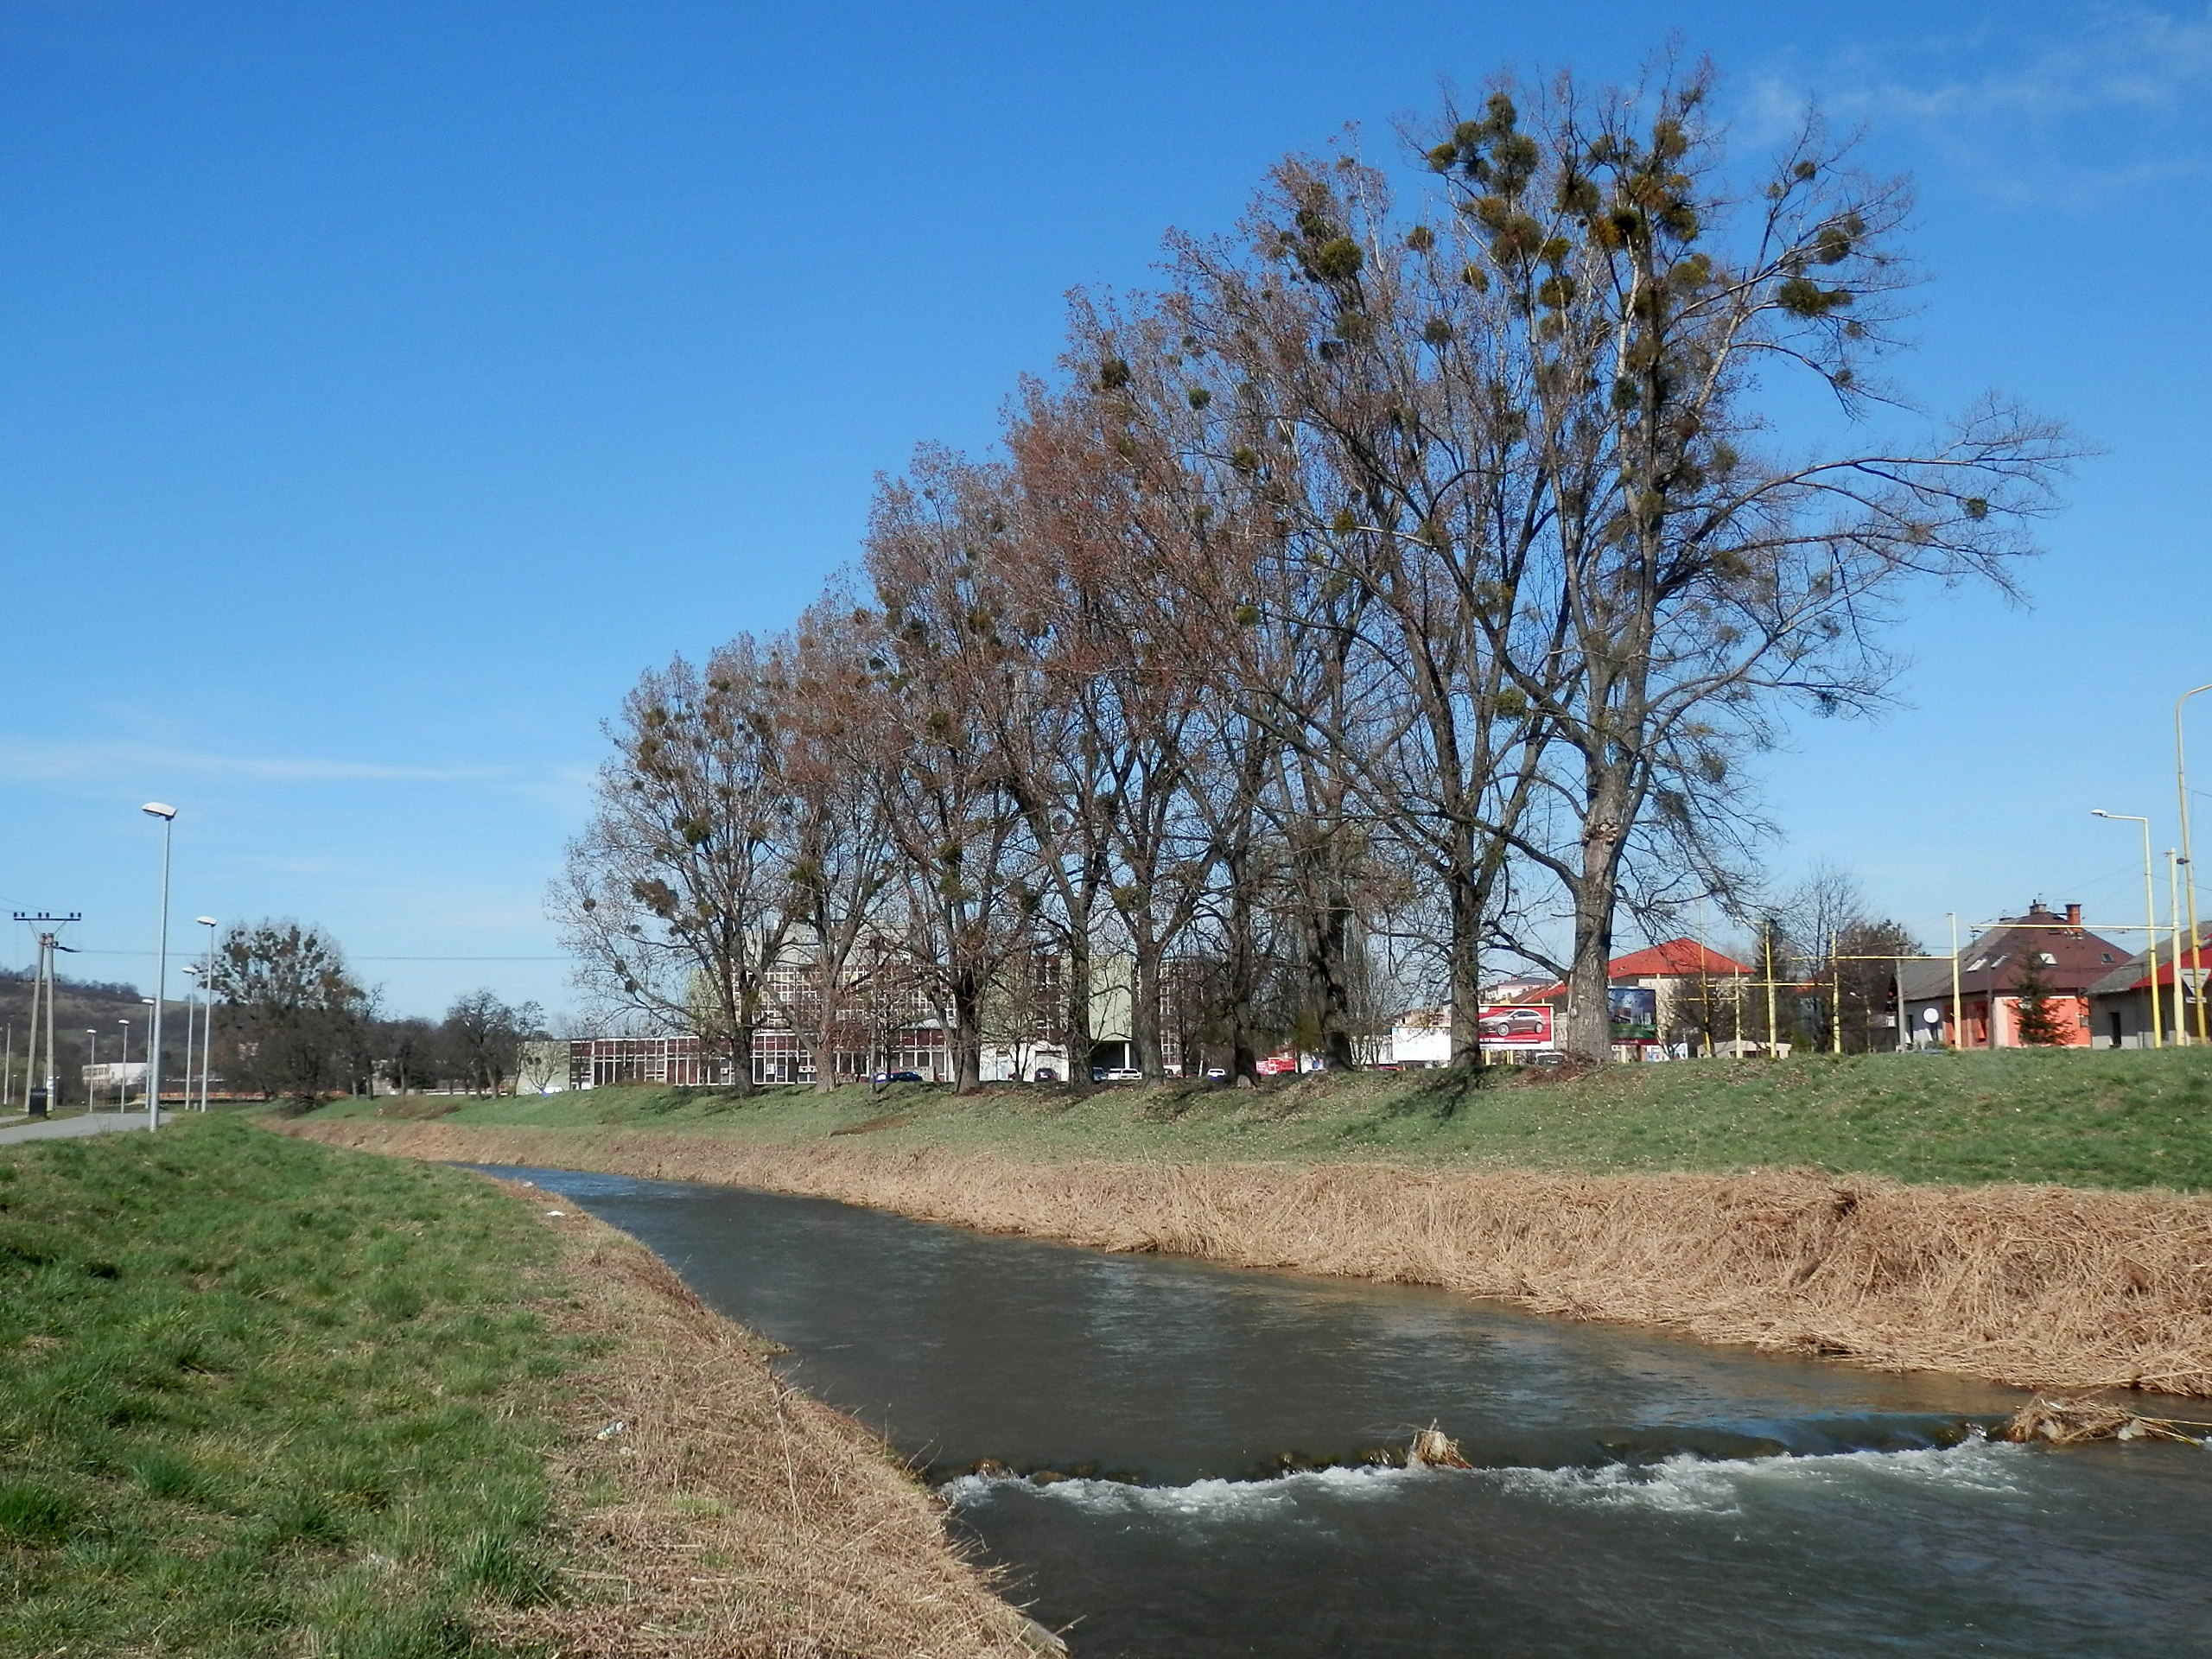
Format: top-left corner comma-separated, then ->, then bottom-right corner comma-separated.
1516,938 -> 1750,1002
1606,938 -> 1751,978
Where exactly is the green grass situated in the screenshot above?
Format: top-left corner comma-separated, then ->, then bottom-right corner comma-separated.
314,1046 -> 2212,1191
0,1116 -> 591,1656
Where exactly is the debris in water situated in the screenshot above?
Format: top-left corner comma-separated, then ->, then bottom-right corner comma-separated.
1408,1424 -> 1471,1468
1998,1397 -> 2209,1446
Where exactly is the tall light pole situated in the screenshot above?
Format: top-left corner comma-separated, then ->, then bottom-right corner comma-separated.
2093,810 -> 2162,1047
2171,849 -> 2186,1043
85,1029 -> 98,1111
1947,913 -> 1963,1049
2178,683 -> 2212,1042
196,917 -> 218,1111
117,1017 -> 130,1109
181,965 -> 200,1113
141,801 -> 175,1130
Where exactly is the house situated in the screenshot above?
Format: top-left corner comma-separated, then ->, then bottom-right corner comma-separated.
1385,939 -> 1752,1063
1600,939 -> 1756,1052
2086,925 -> 2210,1048
1897,902 -> 2121,1049
1522,938 -> 1755,1056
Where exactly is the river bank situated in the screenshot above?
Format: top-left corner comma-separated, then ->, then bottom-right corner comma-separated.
0,1118 -> 1040,1657
325,1046 -> 2212,1189
280,1115 -> 2212,1400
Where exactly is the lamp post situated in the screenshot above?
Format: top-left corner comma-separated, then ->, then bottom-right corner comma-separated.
2177,685 -> 2212,1042
117,1018 -> 130,1109
1948,913 -> 1963,1049
181,964 -> 199,1113
2093,810 -> 2162,1047
2171,849 -> 2188,1043
196,917 -> 218,1111
85,1029 -> 98,1111
141,803 -> 176,1128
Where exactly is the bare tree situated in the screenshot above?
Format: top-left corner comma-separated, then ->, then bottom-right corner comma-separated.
442,988 -> 546,1096
772,597 -> 900,1091
862,449 -> 1042,1092
1412,70 -> 2073,1058
555,639 -> 797,1094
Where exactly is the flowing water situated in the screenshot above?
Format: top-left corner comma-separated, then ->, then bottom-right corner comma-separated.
489,1166 -> 2212,1656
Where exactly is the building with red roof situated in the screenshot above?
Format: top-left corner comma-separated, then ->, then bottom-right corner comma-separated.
1510,938 -> 1754,1055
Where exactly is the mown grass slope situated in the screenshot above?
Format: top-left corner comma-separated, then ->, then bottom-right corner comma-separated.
314,1046 -> 2212,1191
0,1117 -> 586,1657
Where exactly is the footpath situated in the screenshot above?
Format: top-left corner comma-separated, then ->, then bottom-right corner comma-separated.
0,1109 -> 168,1146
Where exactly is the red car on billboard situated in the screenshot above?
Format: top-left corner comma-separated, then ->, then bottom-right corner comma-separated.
1476,1004 -> 1554,1046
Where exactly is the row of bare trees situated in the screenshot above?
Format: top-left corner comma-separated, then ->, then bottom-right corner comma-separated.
557,66 -> 2072,1086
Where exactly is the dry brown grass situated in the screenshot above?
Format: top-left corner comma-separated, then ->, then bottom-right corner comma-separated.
481,1177 -> 1046,1658
1999,1396 -> 2212,1444
283,1121 -> 2212,1400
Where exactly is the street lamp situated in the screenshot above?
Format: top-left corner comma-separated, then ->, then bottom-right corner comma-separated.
141,803 -> 175,1129
85,1029 -> 98,1111
2093,810 -> 2163,1047
196,917 -> 218,1111
2177,685 -> 2212,1042
116,1017 -> 130,1109
181,964 -> 200,1116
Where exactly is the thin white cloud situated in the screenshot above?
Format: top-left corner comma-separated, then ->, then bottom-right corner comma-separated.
1741,8 -> 2212,202
0,737 -> 504,785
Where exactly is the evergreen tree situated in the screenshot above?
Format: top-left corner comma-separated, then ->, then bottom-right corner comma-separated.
2012,948 -> 2072,1046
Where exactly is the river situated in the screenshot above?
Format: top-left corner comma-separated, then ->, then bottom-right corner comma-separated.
489,1166 -> 2212,1657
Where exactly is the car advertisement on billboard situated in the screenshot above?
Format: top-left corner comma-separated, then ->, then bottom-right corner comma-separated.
1608,985 -> 1659,1043
1476,1004 -> 1554,1047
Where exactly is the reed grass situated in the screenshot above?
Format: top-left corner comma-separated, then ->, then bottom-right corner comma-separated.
283,1119 -> 2212,1401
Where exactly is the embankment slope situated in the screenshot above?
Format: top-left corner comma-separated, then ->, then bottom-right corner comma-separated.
282,1117 -> 2212,1400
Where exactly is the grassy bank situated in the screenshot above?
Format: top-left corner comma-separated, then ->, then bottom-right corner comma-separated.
0,1117 -> 576,1656
319,1045 -> 2212,1191
0,1119 -> 1036,1657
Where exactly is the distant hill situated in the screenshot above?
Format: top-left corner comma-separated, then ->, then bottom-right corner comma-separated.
1,966 -> 181,1109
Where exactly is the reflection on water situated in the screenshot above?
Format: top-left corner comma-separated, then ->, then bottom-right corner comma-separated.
481,1166 -> 2212,1657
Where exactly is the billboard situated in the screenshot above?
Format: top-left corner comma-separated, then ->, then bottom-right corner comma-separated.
1476,1004 -> 1554,1047
1608,986 -> 1659,1042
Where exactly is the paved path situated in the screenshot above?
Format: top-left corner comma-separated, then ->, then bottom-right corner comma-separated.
0,1110 -> 170,1146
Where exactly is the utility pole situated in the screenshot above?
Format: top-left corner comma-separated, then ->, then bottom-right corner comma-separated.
12,914 -> 82,1116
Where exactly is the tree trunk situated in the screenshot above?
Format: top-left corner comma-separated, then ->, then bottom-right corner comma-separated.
1132,937 -> 1165,1078
1561,767 -> 1632,1062
951,969 -> 985,1094
1224,852 -> 1263,1086
1446,859 -> 1490,1071
1306,893 -> 1358,1070
1064,923 -> 1094,1091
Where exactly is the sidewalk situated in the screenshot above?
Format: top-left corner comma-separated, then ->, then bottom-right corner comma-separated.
0,1109 -> 169,1147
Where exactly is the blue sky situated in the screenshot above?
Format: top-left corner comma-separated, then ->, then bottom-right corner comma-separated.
4,1 -> 2210,1017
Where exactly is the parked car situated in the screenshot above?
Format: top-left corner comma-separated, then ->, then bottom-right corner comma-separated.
1090,1066 -> 1143,1083
1031,1066 -> 1058,1082
872,1070 -> 925,1084
1478,1007 -> 1550,1039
